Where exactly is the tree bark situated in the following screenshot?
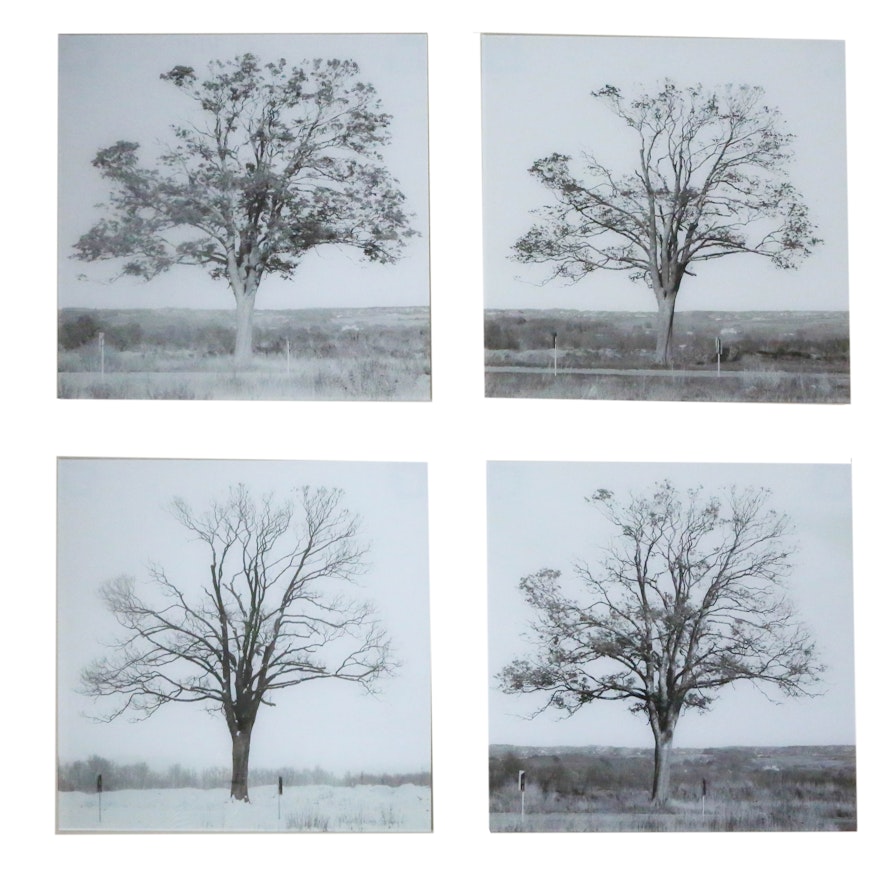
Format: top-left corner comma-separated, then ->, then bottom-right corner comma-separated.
233,292 -> 256,366
651,728 -> 674,804
654,291 -> 677,367
230,727 -> 253,801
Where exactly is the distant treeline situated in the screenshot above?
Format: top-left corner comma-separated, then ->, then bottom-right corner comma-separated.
489,744 -> 856,801
59,311 -> 223,353
484,309 -> 850,367
59,311 -> 281,356
58,308 -> 428,358
58,756 -> 430,793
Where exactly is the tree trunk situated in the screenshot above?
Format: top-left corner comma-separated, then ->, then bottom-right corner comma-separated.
654,292 -> 677,367
230,727 -> 253,802
233,292 -> 256,367
651,724 -> 676,806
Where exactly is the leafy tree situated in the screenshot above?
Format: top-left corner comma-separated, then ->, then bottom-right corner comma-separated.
512,80 -> 821,365
81,484 -> 393,802
72,54 -> 417,363
498,480 -> 823,805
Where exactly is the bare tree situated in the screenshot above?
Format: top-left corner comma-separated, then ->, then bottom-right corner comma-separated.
512,80 -> 821,365
498,480 -> 823,805
82,484 -> 393,801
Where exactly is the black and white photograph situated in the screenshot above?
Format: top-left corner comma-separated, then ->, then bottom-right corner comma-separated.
58,34 -> 430,400
8,2 -> 878,874
488,462 -> 855,832
483,36 -> 849,403
57,458 -> 432,832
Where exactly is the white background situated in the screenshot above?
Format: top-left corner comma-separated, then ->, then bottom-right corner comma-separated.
3,1 -> 877,877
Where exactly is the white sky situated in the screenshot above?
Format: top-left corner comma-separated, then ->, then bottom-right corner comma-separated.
57,459 -> 431,775
58,34 -> 430,311
488,462 -> 855,748
483,35 -> 849,312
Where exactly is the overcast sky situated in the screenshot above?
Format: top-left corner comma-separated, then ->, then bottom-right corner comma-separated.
57,459 -> 431,775
58,34 -> 429,311
488,462 -> 855,749
482,35 -> 849,313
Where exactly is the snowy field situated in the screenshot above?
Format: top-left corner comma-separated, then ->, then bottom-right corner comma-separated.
58,784 -> 431,832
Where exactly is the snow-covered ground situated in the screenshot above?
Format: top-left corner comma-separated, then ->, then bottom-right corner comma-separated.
57,783 -> 431,832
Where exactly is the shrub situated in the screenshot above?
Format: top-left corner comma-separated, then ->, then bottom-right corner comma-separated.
59,313 -> 101,350
104,321 -> 144,351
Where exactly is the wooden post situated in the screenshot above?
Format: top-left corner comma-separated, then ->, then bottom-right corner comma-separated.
552,333 -> 558,377
286,338 -> 291,375
702,777 -> 707,817
715,336 -> 721,376
98,332 -> 105,377
96,773 -> 103,824
518,770 -> 526,823
278,775 -> 283,822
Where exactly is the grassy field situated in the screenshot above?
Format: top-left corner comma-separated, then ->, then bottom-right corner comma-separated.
485,309 -> 850,403
58,306 -> 431,401
489,744 -> 856,832
485,369 -> 849,403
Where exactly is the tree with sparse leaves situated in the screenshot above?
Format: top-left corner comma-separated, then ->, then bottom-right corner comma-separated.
82,484 -> 393,802
512,81 -> 821,365
498,481 -> 823,805
72,54 -> 417,363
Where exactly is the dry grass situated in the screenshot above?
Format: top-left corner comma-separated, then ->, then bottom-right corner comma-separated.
57,306 -> 431,401
59,359 -> 429,401
489,745 -> 856,832
490,799 -> 853,832
485,368 -> 848,403
485,308 -> 849,403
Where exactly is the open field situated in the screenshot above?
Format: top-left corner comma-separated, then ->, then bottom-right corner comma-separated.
489,744 -> 856,832
485,309 -> 849,403
486,367 -> 849,403
58,782 -> 431,832
58,306 -> 431,400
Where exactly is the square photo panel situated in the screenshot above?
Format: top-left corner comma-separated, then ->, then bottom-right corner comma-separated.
482,36 -> 849,403
57,459 -> 432,832
487,461 -> 855,831
58,34 -> 430,400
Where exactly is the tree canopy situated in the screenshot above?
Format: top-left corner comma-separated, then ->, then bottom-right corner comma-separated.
512,80 -> 821,364
72,54 -> 418,362
498,480 -> 823,803
81,484 -> 393,801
